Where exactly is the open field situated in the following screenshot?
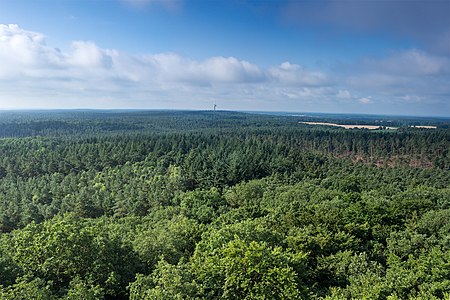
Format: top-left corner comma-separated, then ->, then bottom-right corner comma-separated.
300,121 -> 398,130
411,125 -> 438,129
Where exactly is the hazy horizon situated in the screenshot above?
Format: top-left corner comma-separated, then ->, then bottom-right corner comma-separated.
0,0 -> 449,116
0,108 -> 448,119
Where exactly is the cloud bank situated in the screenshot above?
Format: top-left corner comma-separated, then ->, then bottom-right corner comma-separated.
0,24 -> 448,116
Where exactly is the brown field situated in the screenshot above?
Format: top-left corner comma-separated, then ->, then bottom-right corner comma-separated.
300,122 -> 398,130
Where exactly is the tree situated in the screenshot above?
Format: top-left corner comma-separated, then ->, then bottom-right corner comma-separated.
191,239 -> 309,299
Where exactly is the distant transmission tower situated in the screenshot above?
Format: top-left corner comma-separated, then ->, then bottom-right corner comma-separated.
213,101 -> 217,121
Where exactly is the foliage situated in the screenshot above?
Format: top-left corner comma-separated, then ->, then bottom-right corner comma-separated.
0,110 -> 448,299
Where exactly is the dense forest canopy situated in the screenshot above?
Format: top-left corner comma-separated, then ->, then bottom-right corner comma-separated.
0,110 -> 449,299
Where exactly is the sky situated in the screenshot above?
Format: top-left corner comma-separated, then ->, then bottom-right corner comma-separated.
0,0 -> 449,116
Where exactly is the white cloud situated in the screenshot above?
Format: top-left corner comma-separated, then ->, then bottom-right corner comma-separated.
336,89 -> 352,99
0,24 -> 278,109
399,94 -> 424,103
199,56 -> 264,83
0,24 -> 63,73
0,25 -> 266,86
359,97 -> 373,104
141,54 -> 265,84
269,62 -> 329,86
69,41 -> 116,68
364,49 -> 450,76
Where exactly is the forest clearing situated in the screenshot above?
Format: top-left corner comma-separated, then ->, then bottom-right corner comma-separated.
300,121 -> 398,130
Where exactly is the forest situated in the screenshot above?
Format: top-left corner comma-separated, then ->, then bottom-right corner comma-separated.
0,110 -> 449,299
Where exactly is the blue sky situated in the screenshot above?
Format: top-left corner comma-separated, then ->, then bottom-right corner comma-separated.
0,0 -> 449,116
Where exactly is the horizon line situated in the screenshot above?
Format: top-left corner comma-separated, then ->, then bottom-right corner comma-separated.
0,108 -> 448,119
